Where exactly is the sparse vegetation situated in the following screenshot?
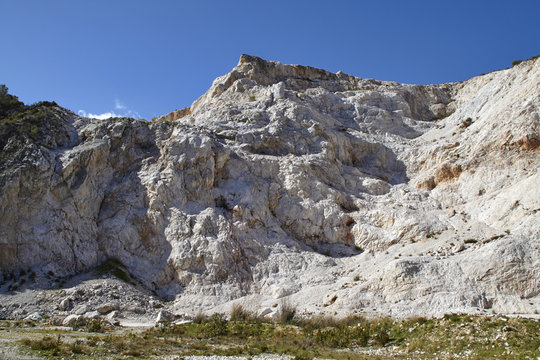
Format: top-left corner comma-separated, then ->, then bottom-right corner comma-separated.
203,313 -> 229,337
0,100 -> 58,146
436,107 -> 456,120
7,314 -> 538,359
84,318 -> 107,333
193,311 -> 207,324
278,301 -> 296,324
0,85 -> 66,168
248,95 -> 256,102
460,117 -> 473,128
230,303 -> 256,321
0,84 -> 25,118
22,335 -> 64,356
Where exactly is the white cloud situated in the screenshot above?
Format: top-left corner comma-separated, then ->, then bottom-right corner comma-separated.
114,99 -> 126,110
78,110 -> 121,120
78,99 -> 142,120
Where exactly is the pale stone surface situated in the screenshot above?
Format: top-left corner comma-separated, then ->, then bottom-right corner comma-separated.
155,310 -> 174,323
23,312 -> 42,321
62,314 -> 83,326
58,298 -> 71,311
0,55 -> 538,319
97,302 -> 117,314
83,310 -> 101,319
107,310 -> 120,319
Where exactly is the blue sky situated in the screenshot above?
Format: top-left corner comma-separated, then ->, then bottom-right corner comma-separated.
1,1 -> 539,120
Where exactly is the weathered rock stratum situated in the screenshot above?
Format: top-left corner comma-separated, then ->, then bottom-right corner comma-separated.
1,55 -> 539,319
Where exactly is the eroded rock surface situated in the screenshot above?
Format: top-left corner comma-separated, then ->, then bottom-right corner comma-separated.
1,54 -> 538,318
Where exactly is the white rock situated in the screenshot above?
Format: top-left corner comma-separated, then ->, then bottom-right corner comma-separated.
24,312 -> 42,321
0,54 -> 538,319
63,314 -> 83,326
58,298 -> 71,311
155,310 -> 174,323
73,305 -> 90,315
106,310 -> 120,320
258,307 -> 273,317
84,311 -> 101,319
97,302 -> 117,314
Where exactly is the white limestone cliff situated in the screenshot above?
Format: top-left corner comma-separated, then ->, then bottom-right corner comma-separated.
0,54 -> 538,318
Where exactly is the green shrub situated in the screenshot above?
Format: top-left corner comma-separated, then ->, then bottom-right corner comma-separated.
22,335 -> 65,356
369,318 -> 392,346
67,339 -> 86,354
86,318 -> 107,333
203,313 -> 228,337
314,325 -> 368,347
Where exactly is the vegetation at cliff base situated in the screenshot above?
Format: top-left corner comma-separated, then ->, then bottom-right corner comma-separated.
4,313 -> 539,359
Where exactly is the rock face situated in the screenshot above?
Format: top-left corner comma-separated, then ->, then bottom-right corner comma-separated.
0,54 -> 539,318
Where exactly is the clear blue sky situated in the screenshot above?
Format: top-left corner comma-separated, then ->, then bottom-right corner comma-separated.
1,0 -> 539,120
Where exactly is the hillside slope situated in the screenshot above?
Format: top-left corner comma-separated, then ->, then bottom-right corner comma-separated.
0,55 -> 538,318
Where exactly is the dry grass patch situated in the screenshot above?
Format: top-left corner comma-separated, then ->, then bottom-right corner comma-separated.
10,314 -> 540,359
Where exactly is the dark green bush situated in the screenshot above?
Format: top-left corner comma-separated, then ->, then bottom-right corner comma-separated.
512,59 -> 523,67
314,325 -> 369,347
203,313 -> 228,337
0,85 -> 24,119
85,318 -> 107,333
370,320 -> 391,346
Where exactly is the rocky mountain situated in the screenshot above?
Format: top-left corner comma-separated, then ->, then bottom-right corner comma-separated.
0,54 -> 538,319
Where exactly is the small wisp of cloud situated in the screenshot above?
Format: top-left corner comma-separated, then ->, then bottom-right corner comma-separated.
78,98 -> 142,120
114,99 -> 127,110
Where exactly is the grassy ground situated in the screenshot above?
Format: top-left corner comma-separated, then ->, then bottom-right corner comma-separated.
1,313 -> 538,359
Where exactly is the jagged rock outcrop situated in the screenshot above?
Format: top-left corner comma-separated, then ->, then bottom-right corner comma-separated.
0,55 -> 538,318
